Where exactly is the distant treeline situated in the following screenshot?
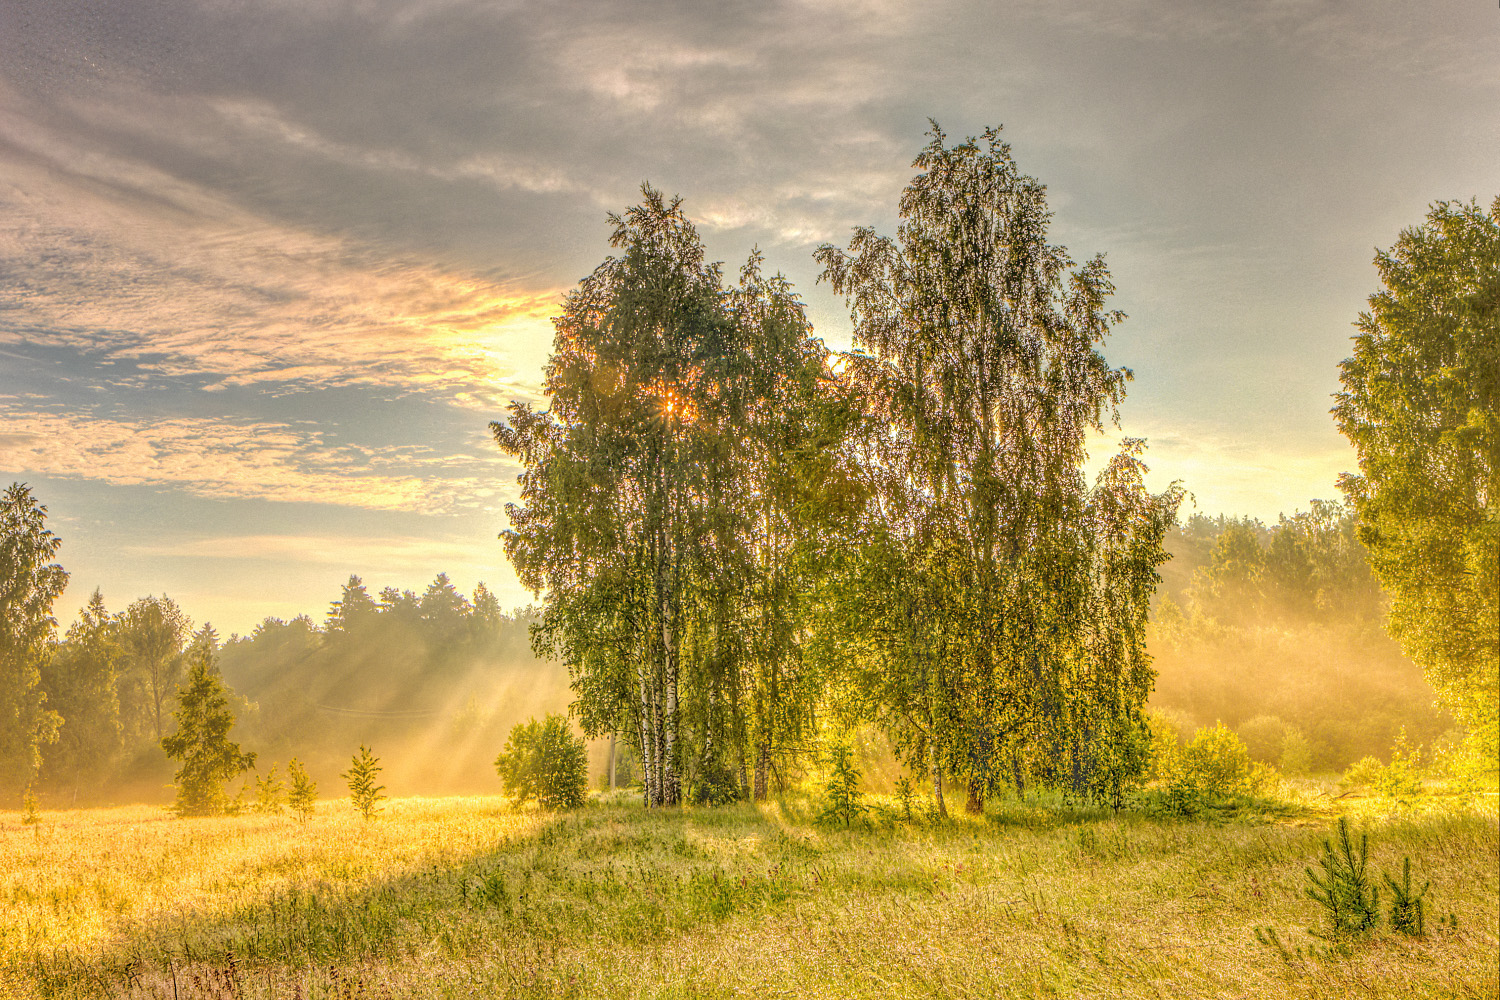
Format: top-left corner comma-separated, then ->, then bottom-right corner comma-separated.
25,573 -> 568,805
1149,502 -> 1452,770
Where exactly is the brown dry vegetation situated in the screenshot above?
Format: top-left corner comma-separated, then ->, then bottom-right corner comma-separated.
2,789 -> 1496,999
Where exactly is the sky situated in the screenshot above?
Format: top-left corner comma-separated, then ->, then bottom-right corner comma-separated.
1,0 -> 1496,637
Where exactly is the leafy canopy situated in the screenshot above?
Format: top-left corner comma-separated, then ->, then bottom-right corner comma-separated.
1334,197 -> 1500,758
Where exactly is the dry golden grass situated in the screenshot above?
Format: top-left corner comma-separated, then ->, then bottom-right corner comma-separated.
1,790 -> 1495,998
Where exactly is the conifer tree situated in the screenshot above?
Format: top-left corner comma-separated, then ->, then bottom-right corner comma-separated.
160,644 -> 256,816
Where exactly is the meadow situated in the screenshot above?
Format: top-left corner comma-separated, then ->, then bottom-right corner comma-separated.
2,787 -> 1496,999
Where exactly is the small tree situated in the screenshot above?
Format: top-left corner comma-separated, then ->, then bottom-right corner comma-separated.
1305,817 -> 1381,938
343,745 -> 385,821
494,714 -> 588,810
1384,856 -> 1430,937
254,764 -> 284,815
287,757 -> 317,823
21,786 -> 40,827
160,646 -> 256,817
817,744 -> 868,828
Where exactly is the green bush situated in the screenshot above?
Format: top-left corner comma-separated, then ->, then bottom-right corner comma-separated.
494,714 -> 588,810
1279,727 -> 1314,775
1181,723 -> 1251,798
1305,817 -> 1380,939
1237,715 -> 1288,764
1341,755 -> 1384,789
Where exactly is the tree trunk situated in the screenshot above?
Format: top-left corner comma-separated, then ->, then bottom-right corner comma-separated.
753,739 -> 770,801
965,776 -> 984,815
608,732 -> 617,791
931,746 -> 947,818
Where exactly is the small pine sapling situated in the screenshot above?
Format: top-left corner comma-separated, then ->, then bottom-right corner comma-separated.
254,764 -> 285,815
1383,856 -> 1429,937
817,744 -> 868,828
21,787 -> 40,829
1305,817 -> 1380,938
343,745 -> 386,821
287,758 -> 317,823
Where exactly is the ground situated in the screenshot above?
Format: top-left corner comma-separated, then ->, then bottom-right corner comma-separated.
2,787 -> 1496,998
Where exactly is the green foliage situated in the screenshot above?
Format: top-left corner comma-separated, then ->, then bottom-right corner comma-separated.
286,757 -> 317,823
0,483 -> 68,799
1151,504 -> 1449,773
119,595 -> 191,744
1383,856 -> 1429,937
1279,728 -> 1314,776
21,787 -> 39,826
40,590 -> 123,792
493,714 -> 587,811
817,743 -> 867,828
1340,756 -> 1383,789
1304,818 -> 1380,939
342,745 -> 386,821
159,645 -> 256,817
1375,728 -> 1424,802
1181,723 -> 1252,798
495,186 -> 848,810
254,764 -> 284,815
1334,198 -> 1499,757
815,125 -> 1181,815
894,776 -> 915,820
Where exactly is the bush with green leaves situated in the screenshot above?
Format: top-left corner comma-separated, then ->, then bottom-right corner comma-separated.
287,757 -> 317,823
342,745 -> 386,821
1279,727 -> 1314,775
1181,723 -> 1252,798
493,714 -> 588,810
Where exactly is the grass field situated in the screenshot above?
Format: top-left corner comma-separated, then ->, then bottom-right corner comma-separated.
2,788 -> 1496,999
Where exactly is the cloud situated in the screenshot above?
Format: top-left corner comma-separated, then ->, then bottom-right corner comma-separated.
0,409 -> 519,512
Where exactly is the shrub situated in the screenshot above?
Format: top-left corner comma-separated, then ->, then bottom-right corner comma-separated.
1237,715 -> 1289,764
21,788 -> 39,827
287,758 -> 317,823
342,745 -> 386,821
1279,727 -> 1314,775
1376,728 -> 1423,801
1146,711 -> 1184,783
1341,755 -> 1383,789
1182,722 -> 1251,798
494,714 -> 588,810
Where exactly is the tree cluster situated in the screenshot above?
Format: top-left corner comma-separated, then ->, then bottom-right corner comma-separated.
497,126 -> 1184,813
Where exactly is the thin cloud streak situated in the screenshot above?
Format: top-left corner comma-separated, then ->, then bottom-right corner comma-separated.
0,410 -> 515,512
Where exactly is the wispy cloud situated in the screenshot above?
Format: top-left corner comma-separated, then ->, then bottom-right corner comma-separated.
0,409 -> 516,512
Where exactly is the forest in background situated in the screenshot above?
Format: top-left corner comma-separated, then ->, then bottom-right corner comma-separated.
9,498 -> 1449,808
